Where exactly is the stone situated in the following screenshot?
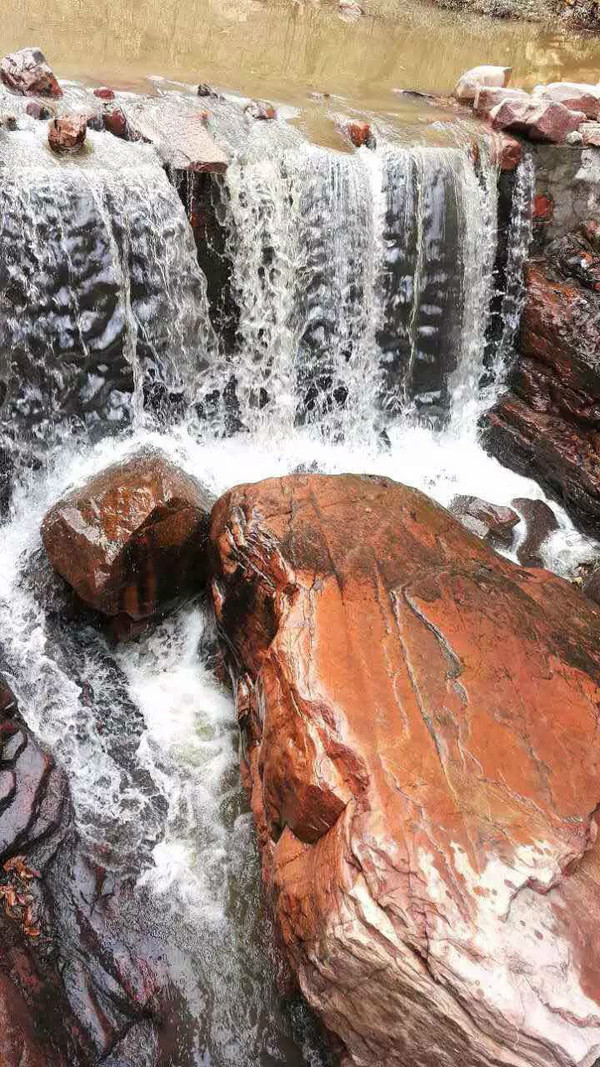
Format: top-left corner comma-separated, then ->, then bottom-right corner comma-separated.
454,64 -> 511,103
124,97 -> 228,172
41,450 -> 214,622
490,97 -> 585,143
532,192 -> 554,221
244,100 -> 277,121
93,86 -> 115,100
0,47 -> 62,98
25,100 -> 53,120
583,565 -> 600,604
102,102 -> 130,139
511,497 -> 559,566
489,131 -> 522,171
449,493 -> 520,547
535,82 -> 600,120
211,472 -> 600,1067
0,114 -> 17,131
581,122 -> 600,147
338,120 -> 374,148
197,83 -> 222,99
473,86 -> 529,117
48,114 -> 87,155
484,227 -> 600,537
566,129 -> 584,145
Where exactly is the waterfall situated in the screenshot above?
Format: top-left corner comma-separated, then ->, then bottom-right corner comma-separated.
2,106 -> 592,1067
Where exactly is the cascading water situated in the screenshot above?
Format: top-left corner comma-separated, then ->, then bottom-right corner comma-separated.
0,95 -> 595,1066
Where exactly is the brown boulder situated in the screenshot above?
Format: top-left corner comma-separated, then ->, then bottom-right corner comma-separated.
512,497 -> 559,567
449,493 -> 520,547
48,114 -> 87,155
211,472 -> 600,1067
41,451 -> 213,622
0,47 -> 62,98
490,97 -> 585,143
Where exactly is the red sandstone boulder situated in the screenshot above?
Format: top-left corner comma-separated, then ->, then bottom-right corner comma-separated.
490,96 -> 585,143
48,114 -> 87,155
454,64 -> 511,103
0,48 -> 62,98
41,451 -> 213,623
489,131 -> 522,171
474,86 -> 529,117
211,472 -> 600,1067
449,493 -> 520,547
536,82 -> 600,119
102,103 -> 130,139
93,86 -> 115,100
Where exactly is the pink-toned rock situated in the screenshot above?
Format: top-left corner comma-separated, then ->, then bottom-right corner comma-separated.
454,64 -> 511,103
244,100 -> 277,121
490,97 -> 585,143
93,86 -> 115,100
474,86 -> 529,117
536,81 -> 600,119
211,471 -> 600,1067
581,121 -> 600,147
25,100 -> 54,120
0,47 -> 62,98
449,493 -> 520,546
102,103 -> 130,140
48,114 -> 87,155
489,131 -> 523,171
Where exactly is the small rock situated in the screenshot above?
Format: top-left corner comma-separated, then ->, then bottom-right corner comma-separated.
512,498 -> 559,567
102,103 -> 130,140
490,97 -> 585,144
532,193 -> 554,222
339,120 -> 375,148
0,113 -> 17,131
566,129 -> 584,145
84,110 -> 104,132
489,131 -> 522,171
197,83 -> 222,99
244,100 -> 277,121
0,47 -> 62,98
25,99 -> 54,120
48,113 -> 87,155
580,121 -> 600,147
454,65 -> 511,103
535,81 -> 600,120
449,495 -> 520,548
93,86 -> 115,100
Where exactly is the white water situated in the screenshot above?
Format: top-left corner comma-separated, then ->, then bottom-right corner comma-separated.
0,108 -> 595,1064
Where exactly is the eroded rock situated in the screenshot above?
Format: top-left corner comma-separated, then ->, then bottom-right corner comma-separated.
41,450 -> 213,622
454,64 -> 511,103
0,48 -> 62,98
449,493 -> 520,546
48,114 -> 87,155
512,497 -> 559,566
211,472 -> 600,1067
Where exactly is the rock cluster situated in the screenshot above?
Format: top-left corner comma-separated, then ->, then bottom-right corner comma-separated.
0,47 -> 61,98
456,66 -> 600,145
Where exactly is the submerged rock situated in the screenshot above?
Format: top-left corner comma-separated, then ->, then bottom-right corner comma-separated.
454,64 -> 511,103
48,113 -> 87,155
102,102 -> 130,139
0,47 -> 62,98
41,451 -> 214,624
211,471 -> 600,1067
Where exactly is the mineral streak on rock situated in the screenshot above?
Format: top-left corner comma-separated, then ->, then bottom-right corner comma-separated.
211,472 -> 600,1067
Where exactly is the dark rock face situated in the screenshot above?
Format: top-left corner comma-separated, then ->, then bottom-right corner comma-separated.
210,472 -> 600,1067
48,114 -> 88,155
42,451 -> 213,623
0,48 -> 62,98
484,225 -> 600,537
512,497 -> 559,567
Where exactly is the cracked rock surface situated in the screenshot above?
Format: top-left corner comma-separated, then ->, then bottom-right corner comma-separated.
210,471 -> 600,1067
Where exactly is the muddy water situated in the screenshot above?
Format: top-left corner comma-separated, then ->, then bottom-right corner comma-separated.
6,0 -> 600,115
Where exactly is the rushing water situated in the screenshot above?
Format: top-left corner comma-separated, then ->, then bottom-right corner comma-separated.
0,93 -> 595,1066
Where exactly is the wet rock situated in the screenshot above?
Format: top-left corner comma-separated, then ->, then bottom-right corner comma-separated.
535,82 -> 600,120
474,86 -> 528,116
197,82 -> 222,99
449,493 -> 520,547
124,97 -> 228,172
211,472 -> 600,1067
102,102 -> 130,139
244,100 -> 277,121
489,131 -> 522,171
338,120 -> 375,148
48,113 -> 87,155
490,96 -> 585,143
0,47 -> 62,98
511,497 -> 559,566
93,86 -> 115,100
581,121 -> 600,148
583,565 -> 600,604
454,64 -> 511,103
484,226 -> 600,537
25,100 -> 54,120
41,450 -> 214,623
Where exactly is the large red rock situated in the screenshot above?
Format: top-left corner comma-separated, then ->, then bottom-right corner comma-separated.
536,82 -> 600,119
0,48 -> 62,98
210,472 -> 600,1067
484,226 -> 600,537
473,86 -> 529,117
42,451 -> 213,622
490,96 -> 585,143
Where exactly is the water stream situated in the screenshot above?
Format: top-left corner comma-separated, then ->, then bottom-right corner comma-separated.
0,100 -> 594,1065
